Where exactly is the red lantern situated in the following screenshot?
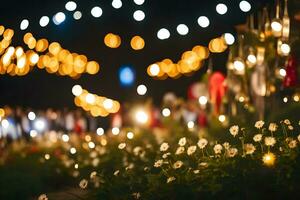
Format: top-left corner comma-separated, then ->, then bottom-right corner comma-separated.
283,56 -> 298,88
209,72 -> 226,114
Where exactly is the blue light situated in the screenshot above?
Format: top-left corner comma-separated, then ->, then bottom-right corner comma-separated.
119,66 -> 135,87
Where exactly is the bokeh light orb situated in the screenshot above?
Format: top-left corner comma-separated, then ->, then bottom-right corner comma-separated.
162,108 -> 171,117
65,1 -> 77,11
73,11 -> 82,20
53,12 -> 66,25
133,10 -> 145,21
197,16 -> 210,28
133,0 -> 145,5
119,66 -> 135,87
216,3 -> 228,15
149,64 -> 160,76
223,33 -> 235,45
130,36 -> 145,50
20,19 -> 29,30
112,0 -> 122,9
239,0 -> 251,12
28,111 -> 36,121
72,85 -> 83,96
135,110 -> 148,124
157,28 -> 170,40
39,16 -> 50,27
91,6 -> 103,18
176,24 -> 189,35
137,84 -> 147,95
104,33 -> 121,48
96,127 -> 104,136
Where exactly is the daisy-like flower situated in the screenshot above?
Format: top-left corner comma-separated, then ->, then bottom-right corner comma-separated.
229,125 -> 239,137
223,142 -> 230,150
113,170 -> 120,176
178,137 -> 187,146
154,159 -> 163,168
160,142 -> 169,152
38,194 -> 48,200
244,144 -> 256,155
265,137 -> 276,146
162,152 -> 171,159
193,169 -> 200,174
298,134 -> 300,142
253,134 -> 263,142
255,120 -> 265,129
197,138 -> 208,149
79,179 -> 88,189
213,144 -> 223,154
175,146 -> 185,155
173,160 -> 183,169
199,162 -> 208,167
227,148 -> 238,157
268,123 -> 278,132
118,143 -> 126,150
90,171 -> 97,179
288,125 -> 294,130
288,140 -> 297,149
284,119 -> 291,125
187,145 -> 197,155
132,192 -> 141,199
167,176 -> 176,183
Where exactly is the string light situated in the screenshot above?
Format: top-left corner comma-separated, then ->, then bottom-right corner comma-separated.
239,0 -> 251,12
176,24 -> 189,35
73,11 -> 82,20
39,16 -> 50,27
53,12 -> 66,25
223,33 -> 235,45
91,6 -> 103,18
280,43 -> 291,56
133,10 -> 145,21
162,108 -> 171,117
96,128 -> 104,136
72,85 -> 83,96
216,3 -> 228,15
197,16 -> 210,28
157,28 -> 170,40
148,64 -> 160,76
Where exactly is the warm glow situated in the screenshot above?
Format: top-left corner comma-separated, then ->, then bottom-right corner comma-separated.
137,84 -> 147,95
127,131 -> 134,139
262,152 -> 276,166
198,96 -> 208,105
162,108 -> 171,117
135,110 -> 149,124
72,85 -> 83,96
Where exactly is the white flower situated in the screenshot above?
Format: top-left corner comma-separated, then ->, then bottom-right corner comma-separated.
244,144 -> 256,155
175,146 -> 185,155
288,140 -> 297,149
154,159 -> 163,168
229,125 -> 239,137
284,119 -> 291,125
193,169 -> 200,174
118,143 -> 126,150
298,135 -> 300,142
253,134 -> 263,142
162,152 -> 171,159
268,123 -> 278,132
79,179 -> 88,189
265,137 -> 276,146
173,160 -> 183,169
187,145 -> 197,155
38,194 -> 48,200
167,176 -> 176,183
255,120 -> 265,129
227,148 -> 238,157
288,125 -> 294,130
160,142 -> 169,152
197,138 -> 208,149
223,142 -> 230,150
199,162 -> 208,167
213,144 -> 223,154
178,137 -> 187,146
114,170 -> 120,176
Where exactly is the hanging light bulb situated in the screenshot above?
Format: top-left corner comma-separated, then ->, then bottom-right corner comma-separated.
282,0 -> 290,40
271,0 -> 282,37
233,58 -> 245,74
280,43 -> 291,56
246,48 -> 257,67
256,47 -> 265,65
263,8 -> 272,38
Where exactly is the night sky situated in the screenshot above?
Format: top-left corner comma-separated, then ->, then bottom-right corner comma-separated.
0,0 -> 273,109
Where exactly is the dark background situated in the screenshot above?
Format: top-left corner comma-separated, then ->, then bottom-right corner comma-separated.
0,0 -> 273,109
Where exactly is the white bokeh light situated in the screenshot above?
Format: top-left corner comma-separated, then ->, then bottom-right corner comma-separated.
103,99 -> 113,110
53,12 -> 66,25
198,96 -> 208,105
133,10 -> 145,21
39,16 -> 50,27
176,24 -> 189,35
112,0 -> 122,9
223,33 -> 235,45
65,1 -> 77,11
28,111 -> 36,121
62,134 -> 70,142
20,19 -> 29,30
73,11 -> 82,20
70,147 -> 76,154
157,28 -> 170,40
162,108 -> 171,117
34,119 -> 46,132
133,0 -> 145,5
137,84 -> 147,95
72,85 -> 83,96
187,121 -> 195,129
239,1 -> 251,12
96,127 -> 104,136
127,132 -> 134,139
280,43 -> 291,55
135,110 -> 148,124
197,16 -> 210,28
216,3 -> 228,15
149,64 -> 160,76
91,6 -> 103,18
279,68 -> 286,77
112,127 -> 120,135
1,119 -> 9,129
86,94 -> 96,104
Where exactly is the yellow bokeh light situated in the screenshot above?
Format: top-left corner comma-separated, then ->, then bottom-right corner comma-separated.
130,35 -> 145,50
104,33 -> 121,48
